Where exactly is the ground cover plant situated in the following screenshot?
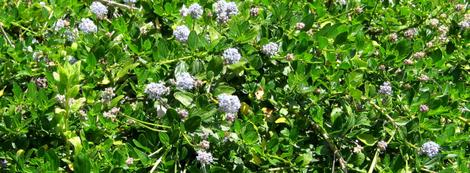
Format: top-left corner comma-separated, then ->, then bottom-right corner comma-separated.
0,0 -> 469,172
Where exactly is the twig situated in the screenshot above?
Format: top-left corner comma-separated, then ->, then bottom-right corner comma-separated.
148,147 -> 164,157
156,56 -> 192,65
181,132 -> 196,147
420,168 -> 437,173
458,116 -> 470,125
10,22 -> 39,35
265,153 -> 293,166
150,153 -> 165,173
268,167 -> 287,171
370,101 -> 398,128
122,114 -> 171,128
332,154 -> 336,173
136,123 -> 167,132
311,123 -> 348,173
98,0 -> 139,10
367,151 -> 380,173
367,128 -> 397,173
0,23 -> 14,47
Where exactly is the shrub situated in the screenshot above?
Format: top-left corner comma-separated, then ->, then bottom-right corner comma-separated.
0,0 -> 469,172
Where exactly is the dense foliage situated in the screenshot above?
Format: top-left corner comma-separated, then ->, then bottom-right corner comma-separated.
0,0 -> 469,172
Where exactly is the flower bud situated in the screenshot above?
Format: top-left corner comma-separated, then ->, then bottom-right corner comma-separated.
377,141 -> 387,151
295,22 -> 305,30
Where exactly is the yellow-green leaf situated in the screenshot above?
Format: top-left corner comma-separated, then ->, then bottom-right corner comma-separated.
275,117 -> 287,124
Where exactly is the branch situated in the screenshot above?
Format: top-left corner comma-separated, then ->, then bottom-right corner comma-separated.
0,22 -> 14,47
98,0 -> 139,10
311,123 -> 348,173
367,150 -> 380,173
156,56 -> 192,65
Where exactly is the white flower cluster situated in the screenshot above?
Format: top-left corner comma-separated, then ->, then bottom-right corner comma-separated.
64,29 -> 78,42
156,105 -> 167,118
144,82 -> 170,99
178,109 -> 189,119
412,51 -> 426,59
377,141 -> 387,151
222,48 -> 241,64
250,7 -> 259,17
262,42 -> 279,57
200,140 -> 210,150
217,94 -> 241,113
225,113 -> 236,122
35,77 -> 48,88
389,33 -> 398,42
78,18 -> 98,33
103,107 -> 120,121
56,94 -> 75,106
378,82 -> 392,95
139,22 -> 154,35
458,14 -> 470,29
455,4 -> 466,11
295,22 -> 305,30
101,87 -> 115,103
196,150 -> 214,165
56,94 -> 66,104
180,3 -> 204,19
213,0 -> 238,23
90,1 -> 108,18
123,0 -> 137,4
173,25 -> 190,42
421,141 -> 440,158
337,0 -> 347,6
419,104 -> 429,112
175,72 -> 195,90
428,18 -> 439,27
418,74 -> 429,82
54,19 -> 68,31
459,21 -> 470,29
125,157 -> 134,165
404,28 -> 418,39
438,25 -> 448,34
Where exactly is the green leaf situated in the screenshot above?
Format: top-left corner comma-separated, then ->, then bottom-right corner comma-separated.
295,152 -> 313,166
159,132 -> 170,146
174,92 -> 194,107
208,56 -> 224,74
317,36 -> 328,49
45,150 -> 59,171
132,139 -> 151,153
334,32 -> 348,45
349,88 -> 363,100
242,124 -> 259,145
73,152 -> 91,173
356,133 -> 377,146
115,63 -> 139,81
0,86 -> 5,97
351,56 -> 368,69
155,40 -> 169,59
330,107 -> 342,124
352,152 -> 365,166
213,85 -> 236,96
275,117 -> 287,124
191,59 -> 204,74
110,95 -> 125,107
68,136 -> 82,152
188,31 -> 199,50
347,71 -> 363,87
143,39 -> 152,50
175,61 -> 189,75
396,40 -> 412,58
184,116 -> 201,132
311,106 -> 324,126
